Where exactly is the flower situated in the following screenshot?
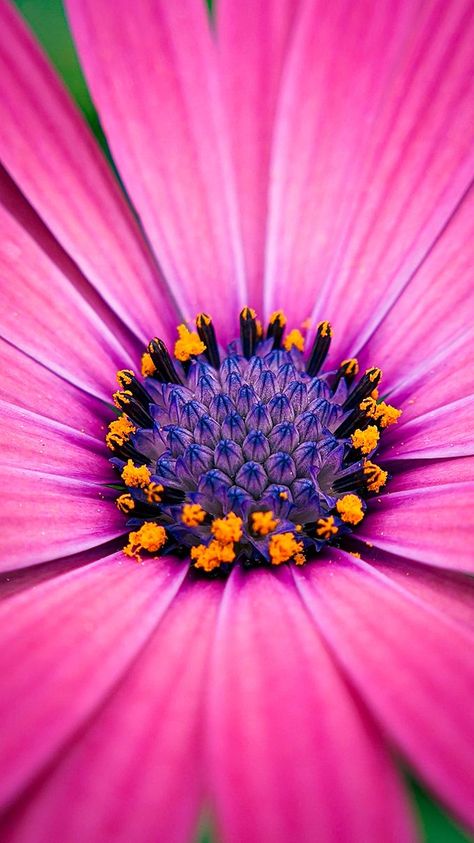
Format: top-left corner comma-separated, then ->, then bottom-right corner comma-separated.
0,0 -> 473,841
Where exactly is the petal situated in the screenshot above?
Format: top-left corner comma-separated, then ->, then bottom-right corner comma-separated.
217,0 -> 299,311
0,1 -> 176,344
265,0 -> 474,357
0,201 -> 128,401
387,456 -> 474,493
208,566 -> 416,843
66,0 -> 246,338
0,553 -> 186,810
380,395 -> 474,460
356,483 -> 474,572
294,552 -> 474,833
0,469 -> 124,571
1,576 -> 220,843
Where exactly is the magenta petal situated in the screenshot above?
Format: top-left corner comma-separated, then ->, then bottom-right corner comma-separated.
0,2 -> 176,344
0,554 -> 186,810
295,552 -> 474,833
208,567 -> 416,843
387,457 -> 474,493
380,395 -> 474,460
217,0 -> 299,311
1,576 -> 220,843
66,0 -> 246,339
356,483 -> 474,572
0,470 -> 124,571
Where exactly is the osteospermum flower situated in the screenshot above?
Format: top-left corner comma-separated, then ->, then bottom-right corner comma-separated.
0,0 -> 473,840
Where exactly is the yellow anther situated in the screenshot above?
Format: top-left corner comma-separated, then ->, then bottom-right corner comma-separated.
113,389 -> 132,408
116,369 -> 134,388
145,482 -> 164,504
360,398 -> 402,428
123,522 -> 167,562
174,323 -> 206,362
269,309 -> 287,327
121,459 -> 151,488
371,388 -> 379,400
141,352 -> 156,378
351,425 -> 380,454
256,319 -> 263,339
294,552 -> 306,566
251,510 -> 279,536
283,328 -> 305,352
181,503 -> 206,527
340,358 -> 359,376
191,540 -> 236,572
106,414 -> 136,450
211,512 -> 243,544
116,494 -> 135,514
363,460 -> 388,492
336,494 -> 365,525
196,313 -> 212,329
241,306 -> 256,320
367,367 -> 382,383
268,532 -> 304,566
279,491 -> 289,500
318,320 -> 333,338
295,524 -> 303,532
316,516 -> 338,540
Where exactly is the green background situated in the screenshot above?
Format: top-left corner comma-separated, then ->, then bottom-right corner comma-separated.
10,1 -> 472,841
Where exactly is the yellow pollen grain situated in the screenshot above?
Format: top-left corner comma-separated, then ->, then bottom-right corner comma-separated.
181,503 -> 206,527
371,388 -> 379,400
336,494 -> 365,525
251,510 -> 279,536
351,425 -> 380,454
174,323 -> 206,362
363,460 -> 388,492
360,398 -> 401,428
106,414 -> 136,450
294,552 -> 306,566
269,309 -> 287,327
318,320 -> 333,338
316,516 -> 338,540
279,491 -> 289,500
283,329 -> 305,352
196,313 -> 211,328
268,532 -> 303,566
367,367 -> 382,383
191,540 -> 236,572
141,352 -> 156,378
145,482 -> 164,504
340,357 -> 359,375
116,493 -> 135,514
121,459 -> 151,488
256,319 -> 263,339
113,389 -> 132,409
123,522 -> 167,562
211,512 -> 243,544
241,306 -> 256,319
116,369 -> 134,387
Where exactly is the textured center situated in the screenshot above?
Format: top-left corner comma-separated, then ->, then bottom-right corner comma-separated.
107,309 -> 401,572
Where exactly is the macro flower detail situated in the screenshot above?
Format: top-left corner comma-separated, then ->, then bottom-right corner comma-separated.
0,0 -> 473,842
109,311 -> 397,571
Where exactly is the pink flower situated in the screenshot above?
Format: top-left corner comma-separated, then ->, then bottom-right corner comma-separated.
0,0 -> 473,840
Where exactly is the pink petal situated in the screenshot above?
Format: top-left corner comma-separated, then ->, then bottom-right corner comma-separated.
380,395 -> 474,460
294,552 -> 474,833
356,483 -> 474,572
0,338 -> 109,438
1,576 -> 219,843
0,201 -> 128,401
0,469 -> 124,571
0,553 -> 186,810
66,0 -> 246,339
387,456 -> 474,493
217,0 -> 300,311
0,2 -> 176,345
0,402 -> 114,482
208,566 -> 416,843
265,0 -> 474,358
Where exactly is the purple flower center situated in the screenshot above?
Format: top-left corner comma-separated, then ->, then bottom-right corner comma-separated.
107,309 -> 401,572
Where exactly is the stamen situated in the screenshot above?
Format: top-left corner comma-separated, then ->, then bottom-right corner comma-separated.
106,415 -> 136,450
121,459 -> 151,488
116,493 -> 135,513
363,460 -> 388,492
191,540 -> 236,572
211,512 -> 243,544
174,324 -> 206,362
283,328 -> 305,352
343,367 -> 382,411
306,321 -> 332,376
266,310 -> 287,349
360,397 -> 402,428
240,307 -> 258,358
124,523 -> 167,562
316,516 -> 338,539
141,352 -> 156,378
268,532 -> 304,565
333,357 -> 359,391
147,338 -> 183,384
336,494 -> 364,525
196,313 -> 220,368
181,503 -> 206,527
145,482 -> 164,504
351,425 -> 380,454
251,510 -> 279,536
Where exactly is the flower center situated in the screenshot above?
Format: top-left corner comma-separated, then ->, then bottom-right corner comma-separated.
107,309 -> 401,572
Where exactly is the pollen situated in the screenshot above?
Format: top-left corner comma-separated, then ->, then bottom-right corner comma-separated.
141,352 -> 156,377
121,459 -> 151,488
145,481 -> 164,504
123,522 -> 167,562
269,309 -> 287,327
269,532 -> 304,565
363,460 -> 388,492
211,512 -> 243,544
294,552 -> 306,566
241,306 -> 256,319
316,516 -> 338,540
181,503 -> 206,527
251,510 -> 279,536
317,320 -> 333,338
116,493 -> 135,513
336,494 -> 364,525
279,491 -> 289,500
116,369 -> 134,388
351,425 -> 380,454
283,328 -> 305,352
340,358 -> 359,376
367,367 -> 382,383
174,323 -> 206,362
360,398 -> 402,428
191,539 -> 236,572
106,414 -> 136,450
113,389 -> 132,408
